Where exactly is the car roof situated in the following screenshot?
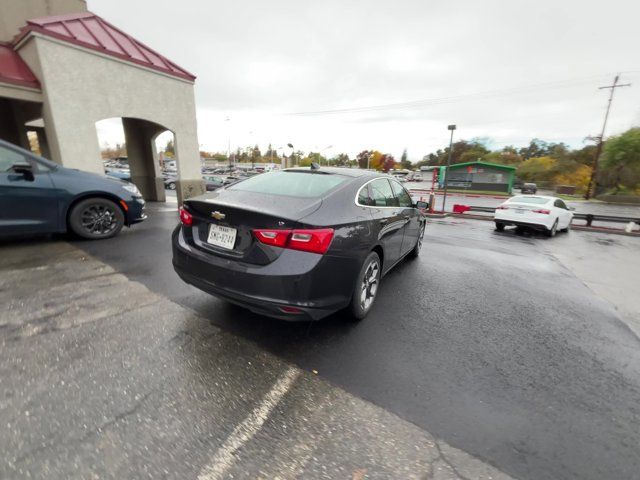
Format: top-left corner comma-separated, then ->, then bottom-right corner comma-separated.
284,167 -> 384,178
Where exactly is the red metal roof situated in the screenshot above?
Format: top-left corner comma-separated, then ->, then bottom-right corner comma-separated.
0,42 -> 40,89
15,12 -> 195,82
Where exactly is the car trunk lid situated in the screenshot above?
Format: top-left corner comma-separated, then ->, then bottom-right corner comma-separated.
184,190 -> 322,265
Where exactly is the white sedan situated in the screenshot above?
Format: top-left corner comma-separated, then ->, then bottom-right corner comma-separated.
494,195 -> 574,237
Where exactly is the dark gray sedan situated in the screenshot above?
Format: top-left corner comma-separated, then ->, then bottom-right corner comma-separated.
172,167 -> 427,321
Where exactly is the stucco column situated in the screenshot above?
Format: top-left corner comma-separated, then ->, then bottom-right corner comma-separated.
122,118 -> 166,202
173,128 -> 205,204
39,100 -> 104,173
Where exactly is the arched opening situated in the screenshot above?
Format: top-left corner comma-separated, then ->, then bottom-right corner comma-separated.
95,117 -> 176,202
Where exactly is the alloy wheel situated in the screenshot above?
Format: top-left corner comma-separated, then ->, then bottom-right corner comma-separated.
80,204 -> 118,236
417,224 -> 425,250
360,260 -> 380,311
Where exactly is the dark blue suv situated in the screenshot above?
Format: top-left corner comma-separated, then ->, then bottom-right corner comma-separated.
0,139 -> 146,239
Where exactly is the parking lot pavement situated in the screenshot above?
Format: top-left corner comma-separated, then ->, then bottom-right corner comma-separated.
65,203 -> 640,480
545,229 -> 640,335
0,240 -> 512,479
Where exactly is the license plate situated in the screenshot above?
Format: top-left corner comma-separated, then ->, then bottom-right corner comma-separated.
207,224 -> 237,250
515,209 -> 525,214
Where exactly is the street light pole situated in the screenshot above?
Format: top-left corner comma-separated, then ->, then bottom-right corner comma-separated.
287,143 -> 294,168
225,116 -> 231,169
441,124 -> 456,213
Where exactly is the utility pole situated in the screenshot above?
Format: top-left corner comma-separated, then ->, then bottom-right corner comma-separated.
585,74 -> 631,200
441,124 -> 456,213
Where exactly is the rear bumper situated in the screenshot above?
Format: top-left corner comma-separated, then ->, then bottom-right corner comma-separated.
494,211 -> 554,231
172,226 -> 358,321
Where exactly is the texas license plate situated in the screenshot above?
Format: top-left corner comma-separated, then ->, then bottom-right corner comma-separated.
207,224 -> 237,250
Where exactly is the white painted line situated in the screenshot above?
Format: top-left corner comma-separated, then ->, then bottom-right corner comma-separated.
197,367 -> 300,480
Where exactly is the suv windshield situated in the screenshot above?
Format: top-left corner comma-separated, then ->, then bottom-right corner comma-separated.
228,171 -> 347,197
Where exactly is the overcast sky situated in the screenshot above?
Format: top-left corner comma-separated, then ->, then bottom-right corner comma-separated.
91,0 -> 640,161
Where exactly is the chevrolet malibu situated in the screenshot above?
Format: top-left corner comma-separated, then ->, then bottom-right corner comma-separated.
172,167 -> 427,320
0,139 -> 146,239
494,195 -> 573,236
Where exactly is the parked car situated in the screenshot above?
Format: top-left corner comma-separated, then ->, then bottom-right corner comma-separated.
413,173 -> 423,182
521,182 -> 537,194
203,175 -> 225,191
494,195 -> 573,237
105,168 -> 131,181
223,174 -> 242,185
172,167 -> 427,321
0,139 -> 145,239
513,178 -> 524,190
164,176 -> 177,190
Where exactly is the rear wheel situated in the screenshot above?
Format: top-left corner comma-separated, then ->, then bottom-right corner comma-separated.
350,252 -> 381,320
408,222 -> 426,258
495,222 -> 505,231
547,219 -> 558,237
167,182 -> 176,190
69,198 -> 124,240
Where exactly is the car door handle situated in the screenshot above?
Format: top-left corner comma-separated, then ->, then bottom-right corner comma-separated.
403,215 -> 410,220
380,218 -> 389,225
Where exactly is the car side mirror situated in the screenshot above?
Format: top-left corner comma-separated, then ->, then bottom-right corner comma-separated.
569,206 -> 576,211
12,163 -> 35,181
415,200 -> 429,210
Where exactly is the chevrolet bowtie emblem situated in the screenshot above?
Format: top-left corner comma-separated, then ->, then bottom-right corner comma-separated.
211,211 -> 226,220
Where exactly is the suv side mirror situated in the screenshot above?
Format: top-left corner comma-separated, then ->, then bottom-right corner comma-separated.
415,200 -> 429,210
12,163 -> 35,181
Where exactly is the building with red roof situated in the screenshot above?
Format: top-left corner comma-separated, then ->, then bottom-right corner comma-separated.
0,0 -> 204,201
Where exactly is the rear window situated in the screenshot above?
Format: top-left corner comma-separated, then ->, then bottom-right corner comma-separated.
228,171 -> 347,197
509,196 -> 549,205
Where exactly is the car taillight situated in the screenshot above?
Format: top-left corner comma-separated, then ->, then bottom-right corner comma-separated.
253,228 -> 334,254
496,205 -> 509,210
179,207 -> 193,226
253,229 -> 290,248
533,209 -> 551,214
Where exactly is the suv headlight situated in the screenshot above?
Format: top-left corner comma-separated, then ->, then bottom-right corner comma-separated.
122,184 -> 141,196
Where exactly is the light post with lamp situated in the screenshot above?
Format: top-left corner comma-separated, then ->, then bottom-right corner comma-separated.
441,124 -> 456,213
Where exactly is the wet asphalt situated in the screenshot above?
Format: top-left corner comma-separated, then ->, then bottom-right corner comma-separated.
69,203 -> 640,480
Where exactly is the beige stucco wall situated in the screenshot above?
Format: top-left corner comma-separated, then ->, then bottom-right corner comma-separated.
0,0 -> 87,42
16,34 -> 202,181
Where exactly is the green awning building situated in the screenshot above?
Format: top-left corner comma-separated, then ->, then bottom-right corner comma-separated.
445,161 -> 517,193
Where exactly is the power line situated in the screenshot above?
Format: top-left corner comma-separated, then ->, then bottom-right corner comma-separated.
585,74 -> 631,200
285,74 -> 610,117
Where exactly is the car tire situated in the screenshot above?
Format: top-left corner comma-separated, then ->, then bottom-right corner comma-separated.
408,222 -> 426,258
350,251 -> 381,320
167,182 -> 176,190
547,219 -> 558,237
495,222 -> 505,231
68,198 -> 124,240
